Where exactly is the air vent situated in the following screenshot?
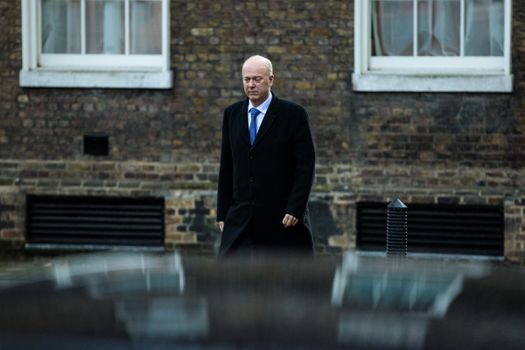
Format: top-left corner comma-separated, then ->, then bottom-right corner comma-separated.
357,202 -> 503,257
27,195 -> 164,247
83,135 -> 109,156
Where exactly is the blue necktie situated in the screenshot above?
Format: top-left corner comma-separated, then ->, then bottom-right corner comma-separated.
249,108 -> 260,145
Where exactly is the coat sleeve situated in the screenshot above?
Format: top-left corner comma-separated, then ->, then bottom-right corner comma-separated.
217,108 -> 233,222
286,107 -> 315,220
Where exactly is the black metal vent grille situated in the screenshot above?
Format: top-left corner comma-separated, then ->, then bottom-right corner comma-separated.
27,195 -> 164,247
357,202 -> 504,257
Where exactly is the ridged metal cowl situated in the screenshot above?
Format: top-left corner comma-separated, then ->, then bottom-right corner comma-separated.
386,198 -> 408,256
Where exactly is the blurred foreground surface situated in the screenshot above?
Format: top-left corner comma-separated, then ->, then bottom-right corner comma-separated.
0,252 -> 524,350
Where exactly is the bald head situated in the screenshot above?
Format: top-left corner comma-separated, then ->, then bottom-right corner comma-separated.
242,55 -> 273,75
242,55 -> 274,106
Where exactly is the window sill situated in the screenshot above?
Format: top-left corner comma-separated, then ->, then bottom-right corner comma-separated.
19,70 -> 173,89
352,73 -> 513,93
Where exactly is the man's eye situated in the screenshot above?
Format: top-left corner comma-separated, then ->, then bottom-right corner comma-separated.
244,77 -> 263,83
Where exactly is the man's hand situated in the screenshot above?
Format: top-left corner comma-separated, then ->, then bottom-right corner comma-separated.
218,221 -> 224,232
282,214 -> 299,228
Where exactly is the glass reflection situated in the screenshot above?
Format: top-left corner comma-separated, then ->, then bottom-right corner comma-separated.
86,0 -> 125,54
4,251 -> 521,350
53,252 -> 185,295
51,252 -> 209,340
332,253 -> 489,349
372,0 -> 414,56
418,0 -> 461,56
131,0 -> 162,54
465,0 -> 504,56
116,298 -> 209,339
41,0 -> 81,53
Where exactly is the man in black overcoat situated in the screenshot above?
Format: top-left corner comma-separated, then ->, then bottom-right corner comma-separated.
216,55 -> 316,256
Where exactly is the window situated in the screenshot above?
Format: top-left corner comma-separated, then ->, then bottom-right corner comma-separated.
20,0 -> 172,89
353,0 -> 513,92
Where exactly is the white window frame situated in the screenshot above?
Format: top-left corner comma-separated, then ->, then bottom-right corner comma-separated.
20,0 -> 172,89
353,0 -> 513,92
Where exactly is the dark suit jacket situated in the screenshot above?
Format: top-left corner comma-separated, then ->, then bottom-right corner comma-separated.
217,94 -> 315,255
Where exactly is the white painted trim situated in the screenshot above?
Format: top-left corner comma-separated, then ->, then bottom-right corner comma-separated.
412,0 -> 417,56
21,0 -> 30,70
504,0 -> 512,75
20,0 -> 171,89
162,0 -> 170,72
36,0 -> 42,65
352,73 -> 513,93
369,56 -> 505,72
125,0 -> 130,55
354,0 -> 362,75
460,0 -> 465,57
81,0 -> 86,54
40,54 -> 165,68
19,70 -> 173,89
24,0 -> 38,70
353,0 -> 513,93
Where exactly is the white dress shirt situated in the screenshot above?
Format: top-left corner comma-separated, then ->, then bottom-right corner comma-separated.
247,93 -> 273,133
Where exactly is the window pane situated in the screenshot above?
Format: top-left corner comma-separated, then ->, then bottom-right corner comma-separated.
41,0 -> 81,53
371,0 -> 414,56
418,0 -> 460,56
465,0 -> 504,56
86,0 -> 125,54
131,0 -> 162,54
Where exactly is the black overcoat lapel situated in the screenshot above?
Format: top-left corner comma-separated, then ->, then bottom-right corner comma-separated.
237,100 -> 251,146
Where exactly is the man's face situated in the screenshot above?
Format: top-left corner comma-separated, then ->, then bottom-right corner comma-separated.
242,60 -> 274,106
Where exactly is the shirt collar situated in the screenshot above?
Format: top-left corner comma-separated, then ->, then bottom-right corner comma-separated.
248,93 -> 273,115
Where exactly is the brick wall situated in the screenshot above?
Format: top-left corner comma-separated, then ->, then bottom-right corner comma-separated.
1,1 -> 525,261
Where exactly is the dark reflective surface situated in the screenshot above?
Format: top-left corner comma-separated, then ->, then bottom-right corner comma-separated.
0,252 -> 524,349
